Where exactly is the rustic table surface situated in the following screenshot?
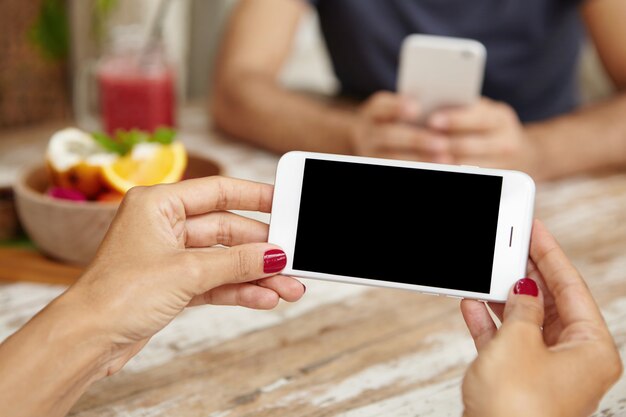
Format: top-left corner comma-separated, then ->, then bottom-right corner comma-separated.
0,108 -> 625,417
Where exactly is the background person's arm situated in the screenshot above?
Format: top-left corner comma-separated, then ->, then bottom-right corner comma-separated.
526,0 -> 626,179
210,0 -> 449,162
211,0 -> 355,154
523,96 -> 626,180
428,0 -> 626,180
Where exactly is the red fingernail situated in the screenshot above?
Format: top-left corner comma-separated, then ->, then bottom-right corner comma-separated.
264,249 -> 287,273
513,278 -> 539,297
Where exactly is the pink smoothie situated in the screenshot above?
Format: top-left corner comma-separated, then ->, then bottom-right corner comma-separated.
98,56 -> 175,134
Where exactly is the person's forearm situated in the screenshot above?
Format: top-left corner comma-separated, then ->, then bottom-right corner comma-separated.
212,72 -> 358,154
525,93 -> 626,180
0,289 -> 110,417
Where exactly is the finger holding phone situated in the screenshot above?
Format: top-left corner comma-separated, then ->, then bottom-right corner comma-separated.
351,91 -> 452,163
356,35 -> 493,164
460,220 -> 623,417
427,97 -> 538,173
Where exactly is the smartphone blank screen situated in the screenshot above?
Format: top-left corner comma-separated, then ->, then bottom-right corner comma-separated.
293,159 -> 503,294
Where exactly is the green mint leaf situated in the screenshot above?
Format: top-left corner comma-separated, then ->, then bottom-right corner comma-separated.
92,128 -> 178,156
114,129 -> 149,155
151,127 -> 176,144
91,132 -> 125,155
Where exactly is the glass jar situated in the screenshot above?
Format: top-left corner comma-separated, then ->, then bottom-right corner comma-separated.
96,26 -> 176,134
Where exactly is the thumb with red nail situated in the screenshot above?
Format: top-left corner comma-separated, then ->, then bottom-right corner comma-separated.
460,220 -> 622,417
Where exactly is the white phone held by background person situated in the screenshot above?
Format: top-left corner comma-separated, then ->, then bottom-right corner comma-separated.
268,152 -> 535,302
397,34 -> 486,119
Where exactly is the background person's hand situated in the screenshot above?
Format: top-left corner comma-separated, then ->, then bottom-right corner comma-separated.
460,221 -> 622,417
428,97 -> 538,172
351,91 -> 452,163
64,177 -> 305,376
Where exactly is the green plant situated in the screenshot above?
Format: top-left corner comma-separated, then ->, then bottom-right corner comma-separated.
29,0 -> 120,61
29,0 -> 69,61
92,128 -> 177,156
92,0 -> 119,43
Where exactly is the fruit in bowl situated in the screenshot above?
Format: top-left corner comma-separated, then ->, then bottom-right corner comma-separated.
46,128 -> 117,200
14,127 -> 219,266
46,127 -> 187,202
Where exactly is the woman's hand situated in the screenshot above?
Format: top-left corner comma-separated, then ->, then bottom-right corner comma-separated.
65,176 -> 305,375
460,221 -> 622,417
0,177 -> 304,417
0,177 -> 305,417
351,91 -> 452,163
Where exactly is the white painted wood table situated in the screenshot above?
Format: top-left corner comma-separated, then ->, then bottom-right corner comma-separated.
1,108 -> 625,416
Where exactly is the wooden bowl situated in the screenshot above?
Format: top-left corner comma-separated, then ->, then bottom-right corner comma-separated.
13,154 -> 221,266
0,186 -> 20,240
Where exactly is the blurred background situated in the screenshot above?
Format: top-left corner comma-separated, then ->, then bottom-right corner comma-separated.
1,0 -> 614,131
0,0 -> 339,248
0,0 -> 338,132
0,0 -> 617,246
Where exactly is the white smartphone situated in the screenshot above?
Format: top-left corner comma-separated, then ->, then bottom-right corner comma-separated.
397,34 -> 486,118
268,152 -> 535,302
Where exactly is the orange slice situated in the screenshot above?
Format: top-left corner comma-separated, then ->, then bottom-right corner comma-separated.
101,141 -> 188,193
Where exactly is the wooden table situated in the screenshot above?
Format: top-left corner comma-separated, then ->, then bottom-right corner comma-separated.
1,108 -> 625,416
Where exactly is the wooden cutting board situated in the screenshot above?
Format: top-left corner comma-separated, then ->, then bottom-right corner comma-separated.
0,247 -> 82,286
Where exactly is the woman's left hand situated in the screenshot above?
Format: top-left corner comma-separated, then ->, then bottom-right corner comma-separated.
460,221 -> 622,417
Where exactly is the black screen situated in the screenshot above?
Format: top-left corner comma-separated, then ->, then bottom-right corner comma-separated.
293,159 -> 503,294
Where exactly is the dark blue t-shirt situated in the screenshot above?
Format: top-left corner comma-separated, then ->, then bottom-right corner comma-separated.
308,0 -> 585,122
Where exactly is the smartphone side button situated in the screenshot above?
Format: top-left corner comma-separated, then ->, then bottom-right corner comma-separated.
445,295 -> 463,300
421,292 -> 439,297
460,165 -> 480,169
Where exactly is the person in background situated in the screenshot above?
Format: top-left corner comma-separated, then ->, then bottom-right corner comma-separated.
0,177 -> 621,417
211,0 -> 626,181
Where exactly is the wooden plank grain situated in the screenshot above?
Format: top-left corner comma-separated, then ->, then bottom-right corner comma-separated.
66,171 -> 626,417
70,291 -> 467,417
0,247 -> 82,285
2,115 -> 626,417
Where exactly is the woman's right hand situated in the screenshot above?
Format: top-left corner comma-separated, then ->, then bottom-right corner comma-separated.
351,91 -> 452,163
0,176 -> 305,417
461,220 -> 622,417
63,177 -> 305,377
